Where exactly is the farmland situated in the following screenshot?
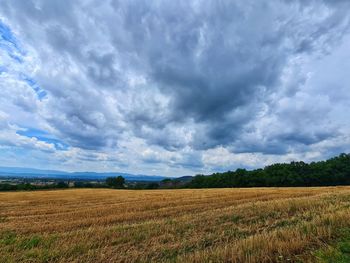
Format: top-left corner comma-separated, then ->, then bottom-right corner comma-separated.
1,187 -> 350,262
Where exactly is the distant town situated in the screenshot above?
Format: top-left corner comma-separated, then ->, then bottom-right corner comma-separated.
0,166 -> 193,191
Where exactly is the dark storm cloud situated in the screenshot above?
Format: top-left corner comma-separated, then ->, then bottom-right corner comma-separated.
105,0 -> 350,151
111,1 -> 286,126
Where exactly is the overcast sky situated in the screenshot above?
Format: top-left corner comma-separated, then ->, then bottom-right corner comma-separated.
1,0 -> 350,176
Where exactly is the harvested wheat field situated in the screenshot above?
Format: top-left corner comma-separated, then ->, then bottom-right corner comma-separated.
1,187 -> 350,263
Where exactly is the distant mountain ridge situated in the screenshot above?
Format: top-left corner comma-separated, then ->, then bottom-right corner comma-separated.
0,166 -> 168,182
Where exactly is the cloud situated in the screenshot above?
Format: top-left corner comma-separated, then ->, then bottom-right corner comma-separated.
0,112 -> 55,152
0,0 -> 350,175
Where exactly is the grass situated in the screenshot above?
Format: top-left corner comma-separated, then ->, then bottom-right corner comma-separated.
0,187 -> 350,262
315,228 -> 350,263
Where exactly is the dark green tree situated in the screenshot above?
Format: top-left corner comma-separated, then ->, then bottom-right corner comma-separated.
56,181 -> 68,188
106,176 -> 125,189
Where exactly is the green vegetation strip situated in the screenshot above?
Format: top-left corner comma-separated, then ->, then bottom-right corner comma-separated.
315,228 -> 350,263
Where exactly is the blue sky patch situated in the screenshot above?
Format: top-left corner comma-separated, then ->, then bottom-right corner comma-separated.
9,53 -> 23,63
0,20 -> 25,55
16,128 -> 69,151
21,75 -> 48,100
0,65 -> 6,73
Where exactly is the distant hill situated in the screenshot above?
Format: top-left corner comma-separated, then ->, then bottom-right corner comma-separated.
0,167 -> 69,175
0,167 -> 168,182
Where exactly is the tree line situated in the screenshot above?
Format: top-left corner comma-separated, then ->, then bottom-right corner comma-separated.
186,153 -> 350,188
1,153 -> 350,191
0,181 -> 70,191
104,153 -> 350,189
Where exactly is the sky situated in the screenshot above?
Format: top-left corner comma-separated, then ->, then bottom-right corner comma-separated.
0,0 -> 350,177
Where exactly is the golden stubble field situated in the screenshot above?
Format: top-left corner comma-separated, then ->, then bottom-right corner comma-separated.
0,187 -> 350,262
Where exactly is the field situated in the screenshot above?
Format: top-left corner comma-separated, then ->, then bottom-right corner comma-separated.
1,187 -> 350,262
